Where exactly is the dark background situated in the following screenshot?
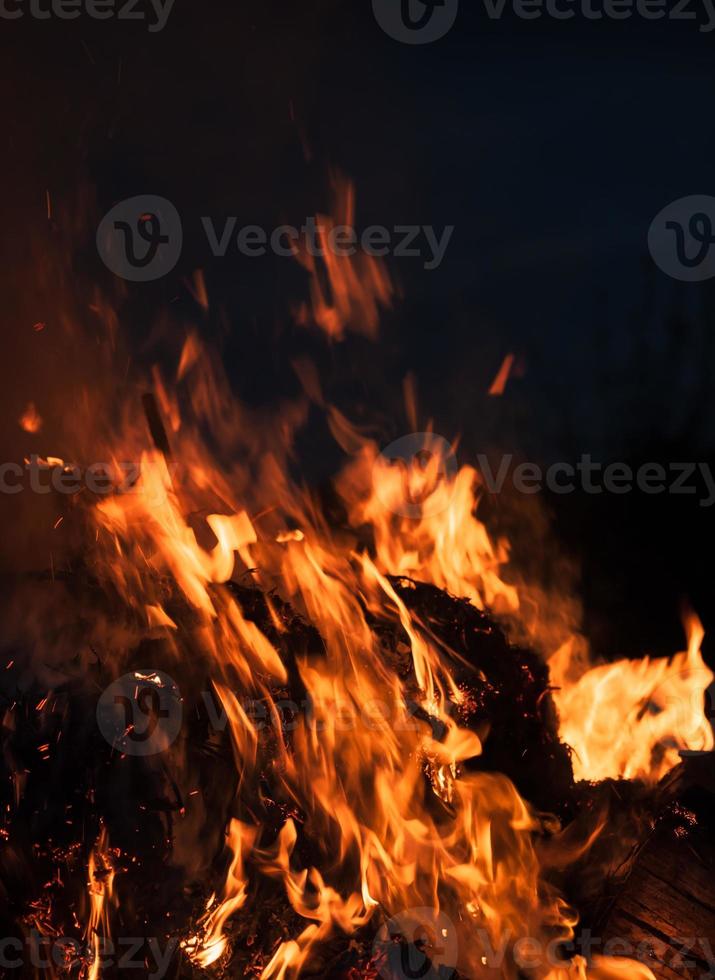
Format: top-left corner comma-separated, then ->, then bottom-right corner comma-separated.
1,0 -> 715,665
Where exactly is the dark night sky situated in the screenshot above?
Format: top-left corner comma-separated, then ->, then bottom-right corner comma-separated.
2,0 -> 715,660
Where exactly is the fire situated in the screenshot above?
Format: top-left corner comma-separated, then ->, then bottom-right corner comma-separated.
10,179 -> 711,980
489,353 -> 516,397
84,828 -> 116,980
295,174 -> 393,340
19,401 -> 43,433
183,819 -> 257,967
338,436 -> 520,615
82,336 -> 681,977
550,613 -> 714,783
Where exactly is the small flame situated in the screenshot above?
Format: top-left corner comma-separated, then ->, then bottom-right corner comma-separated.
488,353 -> 515,396
295,176 -> 392,340
84,828 -> 116,980
19,401 -> 43,433
183,820 -> 256,967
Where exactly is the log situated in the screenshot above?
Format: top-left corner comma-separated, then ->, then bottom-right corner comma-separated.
599,785 -> 715,979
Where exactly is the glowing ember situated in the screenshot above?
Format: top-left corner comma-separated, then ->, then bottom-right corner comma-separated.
19,401 -> 43,433
489,353 -> 516,396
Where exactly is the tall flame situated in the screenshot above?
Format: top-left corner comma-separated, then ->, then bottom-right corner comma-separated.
183,819 -> 257,968
84,828 -> 115,980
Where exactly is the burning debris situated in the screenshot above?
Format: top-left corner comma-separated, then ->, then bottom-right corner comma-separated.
0,443 -> 712,979
0,185 -> 713,980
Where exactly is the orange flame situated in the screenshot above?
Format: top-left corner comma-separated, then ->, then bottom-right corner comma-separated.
183,820 -> 257,967
19,401 -> 43,433
489,353 -> 516,396
84,828 -> 116,980
81,346 -> 681,978
551,612 -> 714,783
295,176 -> 392,340
35,185 -> 705,979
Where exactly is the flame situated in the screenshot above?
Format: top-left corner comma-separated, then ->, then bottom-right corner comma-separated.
19,401 -> 43,433
18,185 -> 709,980
294,175 -> 393,340
551,612 -> 714,783
80,343 -> 676,977
86,356 -> 571,974
489,354 -> 515,396
183,819 -> 257,967
338,440 -> 519,615
84,828 -> 116,980
546,956 -> 655,979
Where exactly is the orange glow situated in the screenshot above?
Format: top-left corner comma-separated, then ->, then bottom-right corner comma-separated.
19,401 -> 43,433
489,353 -> 516,396
295,176 -> 392,340
550,613 -> 714,783
183,820 -> 256,967
39,200 -> 707,979
82,335 -> 687,978
85,828 -> 116,980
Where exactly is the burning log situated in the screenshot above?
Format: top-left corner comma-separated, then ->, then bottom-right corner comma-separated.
4,561 -> 707,979
598,783 -> 715,979
0,571 -> 576,977
1,328 -> 713,978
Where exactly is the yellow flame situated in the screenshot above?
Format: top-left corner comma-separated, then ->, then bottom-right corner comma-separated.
85,828 -> 115,980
